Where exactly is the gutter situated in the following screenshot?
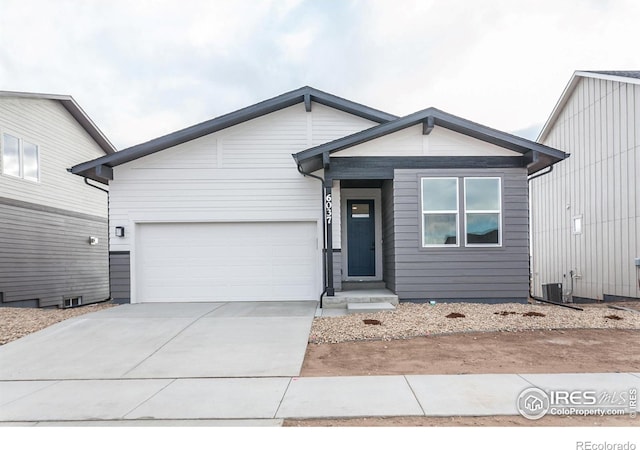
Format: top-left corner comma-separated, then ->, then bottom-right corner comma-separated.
78,172 -> 112,303
527,163 -> 555,300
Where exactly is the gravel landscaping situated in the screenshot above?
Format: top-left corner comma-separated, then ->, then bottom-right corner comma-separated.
310,301 -> 640,344
0,302 -> 115,345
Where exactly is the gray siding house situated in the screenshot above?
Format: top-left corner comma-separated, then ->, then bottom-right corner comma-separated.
531,71 -> 640,302
71,87 -> 566,305
0,91 -> 115,308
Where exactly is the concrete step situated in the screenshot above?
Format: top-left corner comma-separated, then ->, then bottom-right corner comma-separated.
322,289 -> 399,309
341,281 -> 387,291
347,302 -> 396,314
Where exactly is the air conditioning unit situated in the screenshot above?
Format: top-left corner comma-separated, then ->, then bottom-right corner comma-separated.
542,283 -> 562,302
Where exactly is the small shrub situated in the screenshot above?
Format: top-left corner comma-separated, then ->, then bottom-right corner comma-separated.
604,314 -> 623,321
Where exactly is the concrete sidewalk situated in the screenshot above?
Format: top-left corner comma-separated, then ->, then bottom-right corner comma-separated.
1,372 -> 638,425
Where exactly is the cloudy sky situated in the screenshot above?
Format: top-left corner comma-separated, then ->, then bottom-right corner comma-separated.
1,0 -> 638,149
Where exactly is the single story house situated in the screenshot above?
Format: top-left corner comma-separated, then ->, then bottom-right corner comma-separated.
1,91 -> 115,308
71,87 -> 567,304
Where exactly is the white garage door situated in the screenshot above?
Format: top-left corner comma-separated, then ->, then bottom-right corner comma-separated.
135,222 -> 319,302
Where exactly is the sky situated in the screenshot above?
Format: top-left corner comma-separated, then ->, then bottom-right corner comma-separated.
1,0 -> 639,150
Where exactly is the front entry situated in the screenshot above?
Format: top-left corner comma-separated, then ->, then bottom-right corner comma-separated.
347,199 -> 376,276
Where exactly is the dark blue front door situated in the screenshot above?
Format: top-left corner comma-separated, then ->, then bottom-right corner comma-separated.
347,199 -> 375,277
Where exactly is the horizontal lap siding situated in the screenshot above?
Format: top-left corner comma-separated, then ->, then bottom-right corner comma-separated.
0,202 -> 109,307
393,168 -> 529,300
0,97 -> 107,218
109,252 -> 130,303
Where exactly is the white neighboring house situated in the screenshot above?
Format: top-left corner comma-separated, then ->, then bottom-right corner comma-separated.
0,91 -> 115,308
531,71 -> 640,302
72,86 -> 565,305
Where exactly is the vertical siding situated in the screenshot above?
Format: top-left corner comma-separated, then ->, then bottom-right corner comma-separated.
382,179 -> 396,292
0,97 -> 108,218
109,252 -> 130,303
0,201 -> 109,307
532,77 -> 640,300
393,168 -> 529,300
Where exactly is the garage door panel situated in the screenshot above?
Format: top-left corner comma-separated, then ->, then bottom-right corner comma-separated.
136,222 -> 318,302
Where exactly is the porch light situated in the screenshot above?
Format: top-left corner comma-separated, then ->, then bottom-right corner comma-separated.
115,226 -> 125,237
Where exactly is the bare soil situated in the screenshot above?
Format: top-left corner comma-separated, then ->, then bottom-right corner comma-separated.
299,301 -> 640,427
284,414 -> 638,427
301,328 -> 640,376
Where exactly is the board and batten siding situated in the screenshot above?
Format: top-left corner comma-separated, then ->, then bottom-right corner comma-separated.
392,168 -> 529,300
108,103 -> 377,300
532,77 -> 640,300
0,97 -> 108,217
0,201 -> 109,307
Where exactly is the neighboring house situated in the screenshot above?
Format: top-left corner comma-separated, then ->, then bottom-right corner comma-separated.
531,71 -> 640,302
0,91 -> 116,308
71,87 -> 566,305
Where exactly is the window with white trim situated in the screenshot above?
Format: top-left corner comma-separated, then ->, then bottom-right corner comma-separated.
1,133 -> 40,182
464,177 -> 501,246
421,176 -> 502,248
421,177 -> 459,246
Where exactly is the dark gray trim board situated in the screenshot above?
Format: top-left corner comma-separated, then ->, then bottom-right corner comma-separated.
403,298 -> 528,304
326,156 -> 524,179
0,202 -> 109,308
71,86 -> 397,183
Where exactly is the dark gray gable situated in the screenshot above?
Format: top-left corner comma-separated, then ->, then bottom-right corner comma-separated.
293,108 -> 568,175
71,86 -> 397,183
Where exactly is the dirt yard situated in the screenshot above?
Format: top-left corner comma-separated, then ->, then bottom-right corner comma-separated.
294,300 -> 640,427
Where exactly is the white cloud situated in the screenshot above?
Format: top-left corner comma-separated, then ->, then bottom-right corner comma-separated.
1,0 -> 639,148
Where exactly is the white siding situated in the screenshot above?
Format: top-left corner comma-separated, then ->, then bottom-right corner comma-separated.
0,97 -> 108,217
332,125 -> 521,157
531,77 -> 640,300
109,103 -> 376,253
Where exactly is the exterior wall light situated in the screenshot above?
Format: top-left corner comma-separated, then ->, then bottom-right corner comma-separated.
115,226 -> 125,237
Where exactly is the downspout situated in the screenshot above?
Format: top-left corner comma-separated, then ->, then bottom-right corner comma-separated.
82,175 -> 112,303
297,164 -> 328,307
527,164 -> 554,301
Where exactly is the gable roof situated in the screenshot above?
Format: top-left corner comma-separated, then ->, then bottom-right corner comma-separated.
538,70 -> 640,142
293,107 -> 568,175
71,86 -> 398,183
0,90 -> 116,155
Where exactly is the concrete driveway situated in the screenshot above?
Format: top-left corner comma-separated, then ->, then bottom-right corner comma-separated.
0,301 -> 317,380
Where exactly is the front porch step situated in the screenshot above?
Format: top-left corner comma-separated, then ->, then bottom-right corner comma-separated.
322,289 -> 399,309
341,281 -> 387,291
347,302 -> 396,314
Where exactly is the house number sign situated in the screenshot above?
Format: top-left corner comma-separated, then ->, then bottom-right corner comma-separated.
325,193 -> 332,224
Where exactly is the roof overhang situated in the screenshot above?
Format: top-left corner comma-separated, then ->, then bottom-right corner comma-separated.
293,108 -> 568,175
0,90 -> 116,156
70,86 -> 398,184
538,70 -> 640,143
